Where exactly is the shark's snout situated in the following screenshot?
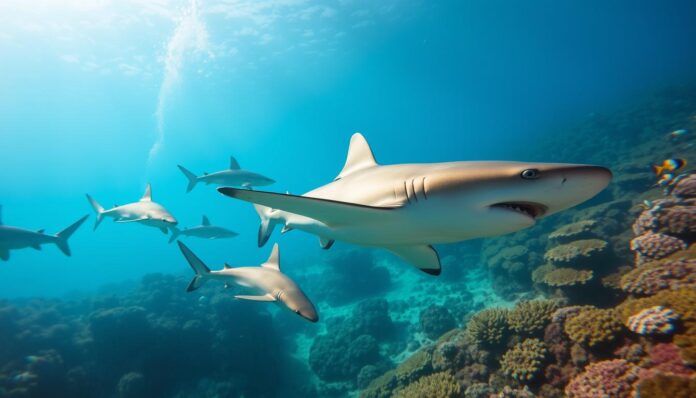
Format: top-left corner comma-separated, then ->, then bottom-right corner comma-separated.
297,306 -> 319,323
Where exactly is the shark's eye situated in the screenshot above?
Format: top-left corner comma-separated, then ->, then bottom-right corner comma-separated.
521,169 -> 540,179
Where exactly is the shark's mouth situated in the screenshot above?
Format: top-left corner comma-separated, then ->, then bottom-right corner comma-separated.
490,202 -> 547,219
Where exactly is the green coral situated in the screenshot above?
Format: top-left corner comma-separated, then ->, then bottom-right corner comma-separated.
564,307 -> 623,348
508,300 -> 559,336
360,370 -> 397,398
392,372 -> 461,398
499,338 -> 548,382
465,308 -> 510,347
394,349 -> 433,385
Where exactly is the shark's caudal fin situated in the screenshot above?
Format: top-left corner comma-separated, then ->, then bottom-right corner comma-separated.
178,165 -> 199,193
177,241 -> 211,292
253,203 -> 280,247
54,215 -> 89,256
168,227 -> 181,244
85,194 -> 105,230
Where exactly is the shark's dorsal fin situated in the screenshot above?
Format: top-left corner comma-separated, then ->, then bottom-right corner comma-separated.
261,243 -> 280,271
202,215 -> 210,226
230,156 -> 240,170
224,263 -> 232,269
140,184 -> 152,202
336,133 -> 378,180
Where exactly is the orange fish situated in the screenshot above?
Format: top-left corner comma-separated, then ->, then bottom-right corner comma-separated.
652,158 -> 687,175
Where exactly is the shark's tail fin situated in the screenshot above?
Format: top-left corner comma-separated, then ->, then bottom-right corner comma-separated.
178,165 -> 199,193
177,241 -> 211,292
168,227 -> 181,244
54,215 -> 88,256
85,194 -> 105,230
254,204 -> 280,247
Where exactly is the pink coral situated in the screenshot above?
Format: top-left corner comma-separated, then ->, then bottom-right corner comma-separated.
564,359 -> 639,398
671,173 -> 696,198
630,233 -> 687,265
620,258 -> 696,295
626,306 -> 679,335
632,198 -> 696,236
637,343 -> 693,380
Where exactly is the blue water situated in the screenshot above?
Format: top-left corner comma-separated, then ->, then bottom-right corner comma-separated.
1,0 -> 694,297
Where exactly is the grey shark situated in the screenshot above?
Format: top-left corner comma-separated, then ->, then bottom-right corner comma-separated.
177,241 -> 318,322
0,206 -> 88,261
86,184 -> 178,234
218,133 -> 612,275
168,215 -> 238,243
178,156 -> 275,192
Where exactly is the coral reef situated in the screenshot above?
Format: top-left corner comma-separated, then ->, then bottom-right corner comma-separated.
630,232 -> 687,265
671,173 -> 696,198
544,239 -> 608,267
392,372 -> 461,398
499,338 -> 547,382
564,307 -> 623,348
620,256 -> 696,295
507,300 -> 559,336
626,306 -> 679,335
419,305 -> 456,340
636,374 -> 696,398
541,268 -> 593,287
548,220 -> 598,243
564,359 -> 639,398
465,308 -> 510,347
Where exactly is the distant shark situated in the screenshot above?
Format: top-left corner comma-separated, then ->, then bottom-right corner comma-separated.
218,133 -> 612,275
178,156 -> 275,192
177,241 -> 318,322
168,215 -> 238,243
0,205 -> 88,261
86,184 -> 178,234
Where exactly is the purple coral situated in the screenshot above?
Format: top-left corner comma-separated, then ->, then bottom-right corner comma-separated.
626,306 -> 679,335
633,198 -> 696,236
671,173 -> 696,198
620,258 -> 696,295
630,232 -> 686,265
564,359 -> 639,398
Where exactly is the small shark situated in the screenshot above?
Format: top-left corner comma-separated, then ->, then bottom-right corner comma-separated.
86,184 -> 178,234
177,241 -> 319,322
178,156 -> 275,192
0,205 -> 88,261
218,133 -> 612,275
168,215 -> 238,243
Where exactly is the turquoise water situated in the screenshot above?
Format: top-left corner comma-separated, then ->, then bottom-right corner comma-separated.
1,1 -> 696,397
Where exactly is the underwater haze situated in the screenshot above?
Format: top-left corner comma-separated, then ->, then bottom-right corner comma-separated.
1,1 -> 696,398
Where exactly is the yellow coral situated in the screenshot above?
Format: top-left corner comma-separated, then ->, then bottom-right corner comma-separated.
465,308 -> 510,347
531,264 -> 556,283
544,239 -> 608,266
508,300 -> 559,335
564,307 -> 623,347
499,338 -> 547,382
392,372 -> 461,398
542,268 -> 593,287
548,220 -> 597,242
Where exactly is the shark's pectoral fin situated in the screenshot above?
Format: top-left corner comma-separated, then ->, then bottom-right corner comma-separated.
235,294 -> 275,302
159,227 -> 168,235
319,237 -> 334,250
218,188 -> 398,226
0,248 -> 9,261
30,244 -> 41,251
386,245 -> 441,276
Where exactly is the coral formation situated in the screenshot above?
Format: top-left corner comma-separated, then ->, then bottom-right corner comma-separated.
626,306 -> 679,335
620,256 -> 696,295
465,308 -> 510,347
671,173 -> 696,198
548,220 -> 597,243
542,267 -> 593,287
499,338 -> 547,382
636,374 -> 696,398
419,305 -> 456,340
564,307 -> 623,347
394,349 -> 433,385
392,372 -> 461,398
630,232 -> 687,265
507,300 -> 559,336
544,239 -> 608,266
564,359 -> 639,398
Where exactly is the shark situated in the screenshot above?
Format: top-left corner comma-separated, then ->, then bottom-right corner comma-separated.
177,241 -> 319,322
218,133 -> 613,275
168,215 -> 238,243
86,184 -> 178,234
0,205 -> 88,261
178,156 -> 275,192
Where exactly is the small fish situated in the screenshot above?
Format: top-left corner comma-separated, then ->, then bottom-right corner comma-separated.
654,173 -> 675,187
667,129 -> 688,139
652,158 -> 687,175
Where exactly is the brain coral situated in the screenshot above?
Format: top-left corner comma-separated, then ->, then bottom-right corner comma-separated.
564,307 -> 623,348
630,232 -> 687,265
548,220 -> 598,243
499,338 -> 547,382
544,239 -> 608,267
542,267 -> 594,287
564,359 -> 639,398
620,257 -> 696,295
508,300 -> 559,336
626,306 -> 679,335
392,372 -> 461,398
466,308 -> 510,347
636,374 -> 696,398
